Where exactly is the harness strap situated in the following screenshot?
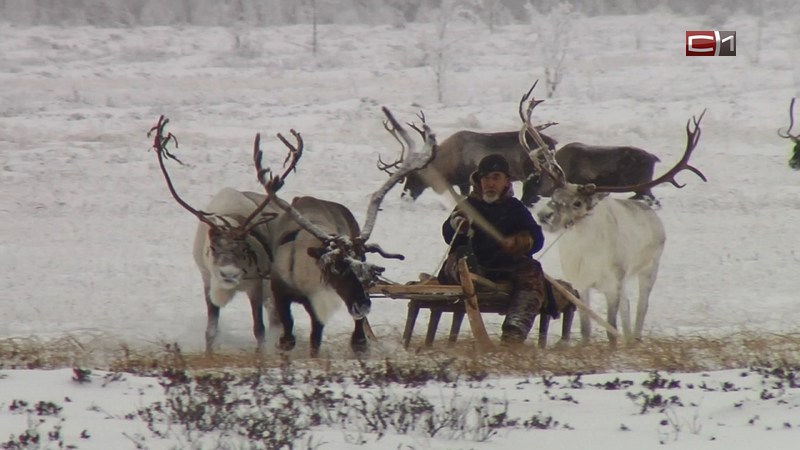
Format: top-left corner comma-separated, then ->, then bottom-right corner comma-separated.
276,229 -> 301,247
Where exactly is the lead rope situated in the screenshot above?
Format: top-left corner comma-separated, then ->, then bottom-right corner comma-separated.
536,228 -> 566,258
431,228 -> 462,279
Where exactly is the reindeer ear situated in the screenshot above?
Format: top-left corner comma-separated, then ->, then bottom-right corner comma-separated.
583,192 -> 608,210
577,183 -> 597,196
307,247 -> 324,260
208,226 -> 221,240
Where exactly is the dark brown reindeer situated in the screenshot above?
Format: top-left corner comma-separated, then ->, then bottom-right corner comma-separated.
778,97 -> 800,170
525,143 -> 661,206
515,81 -> 661,207
260,107 -> 437,357
148,116 -> 281,354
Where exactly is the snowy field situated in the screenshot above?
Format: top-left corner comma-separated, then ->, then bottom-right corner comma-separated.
1,9 -> 800,449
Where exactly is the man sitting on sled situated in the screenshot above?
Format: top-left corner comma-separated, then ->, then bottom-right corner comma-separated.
438,153 -> 550,345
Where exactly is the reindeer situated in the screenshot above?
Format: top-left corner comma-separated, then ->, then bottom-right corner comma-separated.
522,143 -> 662,207
517,89 -> 707,345
257,108 -> 437,357
399,128 -> 558,204
778,97 -> 800,170
397,122 -> 660,208
148,116 -> 281,354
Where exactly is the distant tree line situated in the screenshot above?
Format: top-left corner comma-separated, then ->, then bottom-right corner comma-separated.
0,0 -> 794,27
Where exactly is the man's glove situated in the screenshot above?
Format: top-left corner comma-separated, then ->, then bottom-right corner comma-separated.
500,232 -> 534,259
449,212 -> 470,234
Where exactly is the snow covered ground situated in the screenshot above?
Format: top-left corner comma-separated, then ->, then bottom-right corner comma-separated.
1,9 -> 799,449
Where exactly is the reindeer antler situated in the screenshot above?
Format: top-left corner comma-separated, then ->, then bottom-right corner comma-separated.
376,110 -> 433,176
376,118 -> 406,175
232,132 -> 304,235
252,130 -> 335,244
517,81 -> 566,187
359,107 -> 437,244
147,115 -> 281,235
147,115 -> 218,228
778,97 -> 799,142
586,110 -> 708,195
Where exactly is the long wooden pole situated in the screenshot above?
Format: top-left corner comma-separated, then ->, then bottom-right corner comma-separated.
457,258 -> 494,350
422,166 -> 616,336
543,273 -> 620,338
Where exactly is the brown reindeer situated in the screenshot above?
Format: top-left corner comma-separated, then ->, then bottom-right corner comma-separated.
525,143 -> 662,206
399,128 -> 559,204
778,97 -> 800,170
260,108 -> 437,356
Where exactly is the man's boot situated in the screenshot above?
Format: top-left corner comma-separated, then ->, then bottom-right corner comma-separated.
501,260 -> 546,344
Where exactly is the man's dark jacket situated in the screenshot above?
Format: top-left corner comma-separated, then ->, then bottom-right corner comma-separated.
442,182 -> 544,270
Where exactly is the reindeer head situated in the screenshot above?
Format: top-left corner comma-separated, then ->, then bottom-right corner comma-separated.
536,184 -> 610,232
512,84 -> 707,231
778,97 -> 800,170
205,217 -> 263,288
255,108 -> 436,299
147,116 -> 279,289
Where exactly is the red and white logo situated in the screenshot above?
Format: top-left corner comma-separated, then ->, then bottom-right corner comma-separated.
686,31 -> 736,56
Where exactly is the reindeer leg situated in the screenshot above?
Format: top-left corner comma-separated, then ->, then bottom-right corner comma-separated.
559,304 -> 575,346
271,281 -> 296,351
617,284 -> 632,343
204,284 -> 220,355
248,283 -> 266,353
578,288 -> 592,344
264,284 -> 283,348
635,262 -> 660,342
301,301 -> 324,357
351,318 -> 368,354
538,314 -> 550,349
602,288 -> 620,348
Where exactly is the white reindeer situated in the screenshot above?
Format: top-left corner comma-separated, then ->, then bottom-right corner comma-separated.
149,117 -> 282,354
517,90 -> 707,345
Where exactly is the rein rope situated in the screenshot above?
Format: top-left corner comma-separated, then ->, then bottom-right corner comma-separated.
537,227 -> 566,258
431,227 -> 461,279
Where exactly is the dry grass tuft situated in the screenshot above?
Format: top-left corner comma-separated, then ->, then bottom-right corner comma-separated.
2,331 -> 800,377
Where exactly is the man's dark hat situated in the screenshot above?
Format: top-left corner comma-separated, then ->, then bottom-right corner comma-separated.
477,154 -> 510,177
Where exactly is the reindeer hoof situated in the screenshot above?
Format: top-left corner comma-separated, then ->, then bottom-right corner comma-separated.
278,336 -> 296,351
554,339 -> 571,349
351,336 -> 369,354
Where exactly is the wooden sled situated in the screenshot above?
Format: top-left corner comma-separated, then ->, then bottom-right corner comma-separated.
370,257 -> 620,350
370,258 -> 498,350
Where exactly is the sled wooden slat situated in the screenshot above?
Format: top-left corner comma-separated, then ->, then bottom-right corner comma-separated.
370,257 -> 511,349
457,258 -> 494,350
370,284 -> 466,295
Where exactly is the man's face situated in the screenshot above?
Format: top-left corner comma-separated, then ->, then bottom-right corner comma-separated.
480,171 -> 510,203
